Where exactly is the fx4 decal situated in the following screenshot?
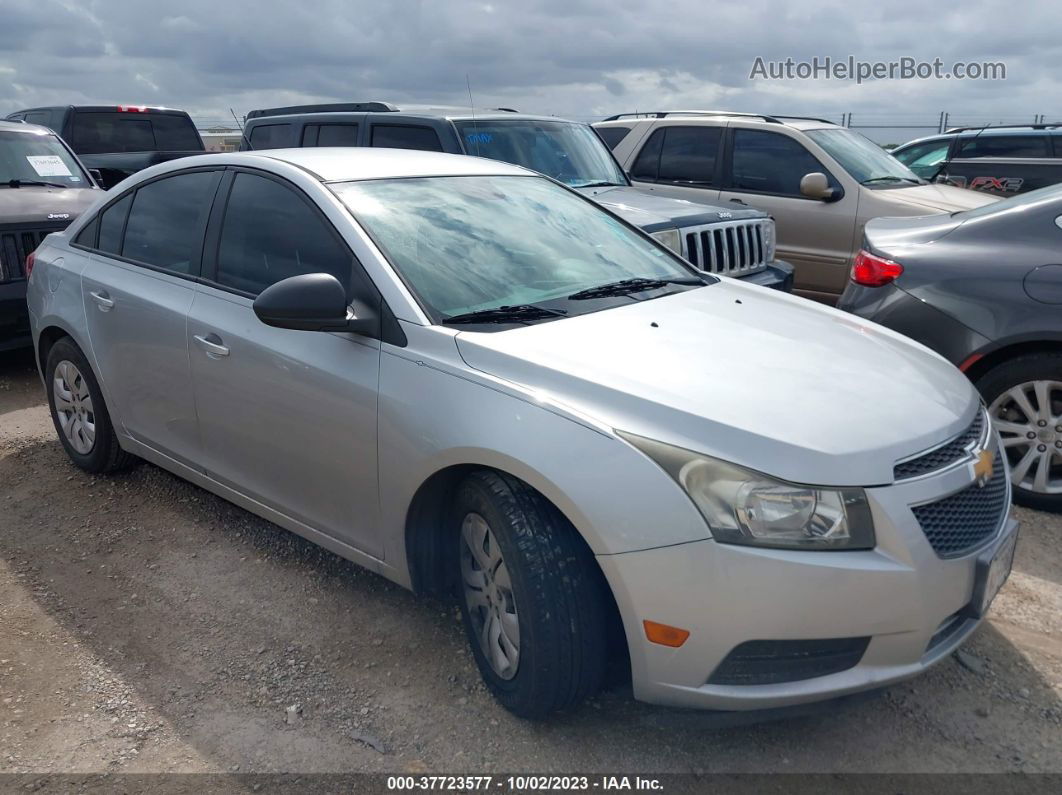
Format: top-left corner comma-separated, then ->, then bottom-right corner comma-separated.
946,175 -> 1025,193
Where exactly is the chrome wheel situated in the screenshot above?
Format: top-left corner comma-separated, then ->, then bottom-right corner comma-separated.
990,380 -> 1062,496
53,360 -> 95,455
460,512 -> 520,680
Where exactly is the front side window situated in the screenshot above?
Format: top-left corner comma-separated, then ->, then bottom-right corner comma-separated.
371,125 -> 443,152
214,172 -> 352,295
0,129 -> 89,186
453,120 -> 626,188
332,175 -> 701,322
121,171 -> 217,273
732,130 -> 836,195
957,135 -> 1049,159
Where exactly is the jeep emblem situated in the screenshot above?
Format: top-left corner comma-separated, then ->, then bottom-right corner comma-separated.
47,213 -> 70,220
719,212 -> 733,219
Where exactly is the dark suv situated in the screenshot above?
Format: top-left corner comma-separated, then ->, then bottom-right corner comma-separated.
892,124 -> 1062,196
240,102 -> 793,290
6,105 -> 206,189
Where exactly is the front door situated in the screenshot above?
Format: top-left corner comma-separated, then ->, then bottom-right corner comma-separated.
186,170 -> 383,556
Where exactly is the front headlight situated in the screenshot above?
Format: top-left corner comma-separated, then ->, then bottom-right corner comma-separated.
762,218 -> 777,263
650,228 -> 682,255
619,431 -> 875,550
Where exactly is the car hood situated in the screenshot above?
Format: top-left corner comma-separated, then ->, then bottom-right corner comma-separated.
872,183 -> 998,214
575,185 -> 763,230
0,186 -> 100,225
455,280 -> 978,486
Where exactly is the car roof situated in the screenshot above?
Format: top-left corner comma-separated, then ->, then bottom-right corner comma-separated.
194,148 -> 535,181
0,119 -> 57,136
246,107 -> 576,126
593,113 -> 841,131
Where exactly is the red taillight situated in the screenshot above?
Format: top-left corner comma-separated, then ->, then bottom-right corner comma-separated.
25,250 -> 36,279
117,104 -> 147,112
851,249 -> 903,287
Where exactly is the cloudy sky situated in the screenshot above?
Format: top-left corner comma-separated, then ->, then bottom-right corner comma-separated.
2,0 -> 1058,137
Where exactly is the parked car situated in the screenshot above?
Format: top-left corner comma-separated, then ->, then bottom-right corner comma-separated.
239,102 -> 793,290
5,105 -> 206,189
594,112 -> 997,303
28,148 -> 1017,718
838,184 -> 1062,512
892,124 -> 1062,196
0,120 -> 101,351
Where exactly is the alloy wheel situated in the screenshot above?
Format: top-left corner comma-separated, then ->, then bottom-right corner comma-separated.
990,379 -> 1062,496
53,360 -> 96,455
459,512 -> 520,680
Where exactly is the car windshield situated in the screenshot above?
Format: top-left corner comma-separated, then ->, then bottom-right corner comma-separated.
453,120 -> 627,188
0,130 -> 88,187
332,175 -> 703,323
807,128 -> 924,185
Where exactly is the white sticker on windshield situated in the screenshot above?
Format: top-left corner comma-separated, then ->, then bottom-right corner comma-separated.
26,155 -> 72,177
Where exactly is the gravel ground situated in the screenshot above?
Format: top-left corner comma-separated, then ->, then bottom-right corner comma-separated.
1,347 -> 1060,775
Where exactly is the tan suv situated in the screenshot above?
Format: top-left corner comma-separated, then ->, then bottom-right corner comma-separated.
595,112 -> 999,302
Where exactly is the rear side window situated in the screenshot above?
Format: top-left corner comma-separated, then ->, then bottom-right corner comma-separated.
371,125 -> 443,152
121,171 -> 218,273
630,128 -> 665,180
307,123 -> 360,147
70,113 -> 154,154
73,216 -> 99,248
214,172 -> 352,295
150,115 -> 201,150
97,193 -> 133,254
596,126 -> 631,150
957,135 -> 1049,158
658,127 -> 721,183
730,129 -> 826,196
248,123 -> 292,150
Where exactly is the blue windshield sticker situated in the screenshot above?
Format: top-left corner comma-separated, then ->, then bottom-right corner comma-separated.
466,132 -> 493,145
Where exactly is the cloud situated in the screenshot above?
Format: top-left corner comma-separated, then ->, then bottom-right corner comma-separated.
0,0 -> 1058,140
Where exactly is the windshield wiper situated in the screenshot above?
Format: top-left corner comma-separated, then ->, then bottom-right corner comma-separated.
861,176 -> 922,186
442,304 -> 568,325
569,181 -> 625,189
567,276 -> 702,301
7,179 -> 70,189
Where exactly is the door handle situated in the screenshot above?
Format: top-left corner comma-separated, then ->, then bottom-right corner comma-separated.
729,197 -> 748,206
90,290 -> 114,311
193,333 -> 230,358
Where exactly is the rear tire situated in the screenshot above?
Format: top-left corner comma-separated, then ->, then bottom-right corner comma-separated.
976,353 -> 1062,512
45,337 -> 138,474
452,470 -> 608,718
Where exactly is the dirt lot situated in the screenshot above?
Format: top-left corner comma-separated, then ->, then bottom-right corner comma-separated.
1,347 -> 1060,775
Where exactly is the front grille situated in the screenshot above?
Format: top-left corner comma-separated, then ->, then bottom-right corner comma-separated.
0,224 -> 64,283
912,471 -> 1009,559
707,637 -> 870,686
684,219 -> 769,276
894,409 -> 986,480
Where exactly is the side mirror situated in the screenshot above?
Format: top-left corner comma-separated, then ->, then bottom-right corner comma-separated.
88,168 -> 105,187
799,172 -> 837,201
253,273 -> 378,336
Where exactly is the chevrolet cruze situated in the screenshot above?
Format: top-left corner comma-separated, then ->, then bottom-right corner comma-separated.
26,148 -> 1019,718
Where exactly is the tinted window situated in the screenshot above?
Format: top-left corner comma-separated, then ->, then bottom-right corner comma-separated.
215,172 -> 351,295
731,130 -> 828,195
121,171 -> 217,273
69,113 -> 154,154
97,193 -> 133,254
630,128 -> 664,180
316,124 -> 359,146
957,135 -> 1049,158
24,112 -> 52,128
248,123 -> 292,150
658,127 -> 721,183
371,125 -> 443,152
151,115 -> 201,150
596,126 -> 631,150
73,215 -> 99,248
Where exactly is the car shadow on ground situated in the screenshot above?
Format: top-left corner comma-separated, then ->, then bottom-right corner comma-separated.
1,422 -> 1060,772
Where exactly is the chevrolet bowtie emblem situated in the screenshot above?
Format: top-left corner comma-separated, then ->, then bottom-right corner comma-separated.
973,449 -> 995,487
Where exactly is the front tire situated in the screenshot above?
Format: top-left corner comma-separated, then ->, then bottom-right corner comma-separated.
977,353 -> 1062,512
45,337 -> 138,474
452,471 -> 608,718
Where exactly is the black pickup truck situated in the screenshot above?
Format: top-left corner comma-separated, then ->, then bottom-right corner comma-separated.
892,123 -> 1062,196
5,105 -> 206,189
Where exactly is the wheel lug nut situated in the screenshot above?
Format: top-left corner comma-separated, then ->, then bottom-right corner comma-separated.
1027,432 -> 1037,439
1038,420 -> 1048,427
1056,441 -> 1062,448
1038,444 -> 1047,452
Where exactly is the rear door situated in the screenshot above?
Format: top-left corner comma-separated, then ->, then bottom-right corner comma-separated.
717,125 -> 855,300
186,169 -> 383,556
77,168 -> 222,466
626,124 -> 723,204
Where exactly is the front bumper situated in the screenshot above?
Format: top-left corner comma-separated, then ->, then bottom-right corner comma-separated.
0,279 -> 31,352
736,260 -> 794,292
598,470 -> 1018,711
